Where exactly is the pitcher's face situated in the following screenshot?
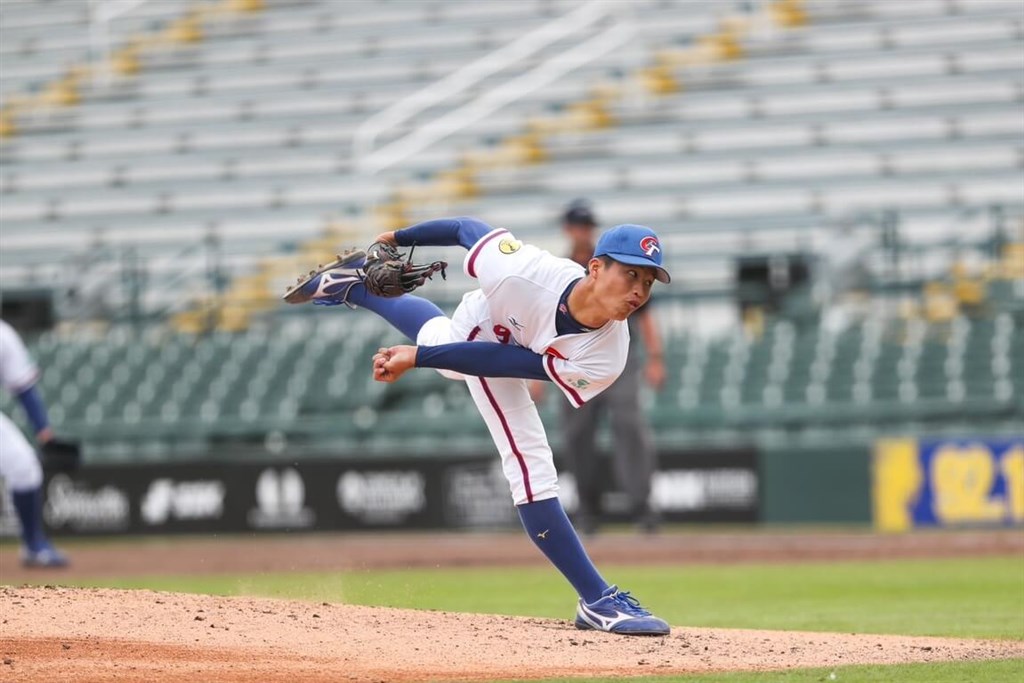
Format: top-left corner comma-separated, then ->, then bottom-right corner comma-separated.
588,258 -> 655,321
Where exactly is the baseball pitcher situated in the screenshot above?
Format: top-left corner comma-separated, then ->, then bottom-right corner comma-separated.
284,217 -> 671,635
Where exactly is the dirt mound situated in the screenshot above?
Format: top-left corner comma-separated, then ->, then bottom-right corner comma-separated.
1,587 -> 1020,682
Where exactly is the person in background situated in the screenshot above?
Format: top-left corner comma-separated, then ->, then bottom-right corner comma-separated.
533,199 -> 665,534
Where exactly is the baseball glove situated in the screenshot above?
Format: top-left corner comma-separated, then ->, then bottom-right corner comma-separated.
362,241 -> 447,298
40,438 -> 82,473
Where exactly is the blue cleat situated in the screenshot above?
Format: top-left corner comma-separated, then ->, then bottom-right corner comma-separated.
575,585 -> 670,636
282,249 -> 366,306
22,543 -> 69,569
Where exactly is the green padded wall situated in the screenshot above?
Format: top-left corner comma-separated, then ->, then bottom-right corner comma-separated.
760,443 -> 872,524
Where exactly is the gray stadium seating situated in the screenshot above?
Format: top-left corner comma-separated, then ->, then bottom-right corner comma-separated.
0,0 -> 1021,458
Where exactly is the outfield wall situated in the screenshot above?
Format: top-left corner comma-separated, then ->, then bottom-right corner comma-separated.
0,447 -> 759,537
760,443 -> 872,524
760,436 -> 1024,528
4,437 -> 1020,536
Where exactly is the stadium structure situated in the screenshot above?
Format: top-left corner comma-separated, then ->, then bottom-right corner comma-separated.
0,0 -> 1020,523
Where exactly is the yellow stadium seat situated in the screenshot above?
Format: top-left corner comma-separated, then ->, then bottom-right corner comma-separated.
638,65 -> 680,95
42,77 -> 80,107
0,108 -> 16,138
226,0 -> 265,13
166,14 -> 203,44
771,0 -> 808,27
110,46 -> 141,76
435,168 -> 478,200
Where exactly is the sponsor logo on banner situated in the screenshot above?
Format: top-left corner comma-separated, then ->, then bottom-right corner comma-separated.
141,478 -> 226,525
557,472 -> 579,513
44,474 -> 130,531
445,461 -> 517,527
26,447 -> 760,536
874,437 -> 1024,532
651,468 -> 758,512
337,470 -> 426,524
248,467 -> 314,529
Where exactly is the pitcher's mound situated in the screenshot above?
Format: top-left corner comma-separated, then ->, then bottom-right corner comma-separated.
1,586 -> 1020,682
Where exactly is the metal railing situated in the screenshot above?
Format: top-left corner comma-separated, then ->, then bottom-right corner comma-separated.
351,0 -> 637,177
88,0 -> 153,88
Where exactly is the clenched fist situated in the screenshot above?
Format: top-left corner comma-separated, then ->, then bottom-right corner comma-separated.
372,345 -> 418,383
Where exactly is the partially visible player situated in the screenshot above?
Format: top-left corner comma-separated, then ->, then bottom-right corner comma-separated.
284,216 -> 671,635
0,319 -> 68,568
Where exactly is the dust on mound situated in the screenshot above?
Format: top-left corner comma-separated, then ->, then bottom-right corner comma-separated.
1,586 -> 1021,682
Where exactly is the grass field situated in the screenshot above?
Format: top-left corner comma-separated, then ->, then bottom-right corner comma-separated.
62,557 -> 1024,639
45,555 -> 1024,682
493,659 -> 1024,683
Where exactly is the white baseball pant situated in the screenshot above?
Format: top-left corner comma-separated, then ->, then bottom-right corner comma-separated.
0,411 -> 43,492
416,290 -> 558,506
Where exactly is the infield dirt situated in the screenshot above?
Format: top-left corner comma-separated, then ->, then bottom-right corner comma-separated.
2,585 -> 1023,682
2,531 -> 1023,681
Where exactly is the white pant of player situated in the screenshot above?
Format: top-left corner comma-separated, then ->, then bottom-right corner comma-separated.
0,411 -> 43,492
417,290 -> 558,506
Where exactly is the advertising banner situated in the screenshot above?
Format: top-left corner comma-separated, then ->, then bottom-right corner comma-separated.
874,437 -> 1024,532
0,447 -> 759,537
558,448 -> 759,524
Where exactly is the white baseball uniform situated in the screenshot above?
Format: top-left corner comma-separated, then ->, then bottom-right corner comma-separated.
416,228 -> 629,505
0,320 -> 44,491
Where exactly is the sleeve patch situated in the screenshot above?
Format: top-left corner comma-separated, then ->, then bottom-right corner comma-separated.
498,238 -> 521,254
465,228 -> 509,278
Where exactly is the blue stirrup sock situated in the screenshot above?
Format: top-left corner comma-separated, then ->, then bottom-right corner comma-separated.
517,497 -> 609,603
346,283 -> 446,342
16,385 -> 49,435
11,487 -> 46,553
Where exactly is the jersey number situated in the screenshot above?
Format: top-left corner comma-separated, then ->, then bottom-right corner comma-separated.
493,325 -> 512,344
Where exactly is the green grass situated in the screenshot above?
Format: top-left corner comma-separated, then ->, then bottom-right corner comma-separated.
54,556 -> 1024,640
494,659 -> 1024,683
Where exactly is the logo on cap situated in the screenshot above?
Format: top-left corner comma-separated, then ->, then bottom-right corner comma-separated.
639,236 -> 661,257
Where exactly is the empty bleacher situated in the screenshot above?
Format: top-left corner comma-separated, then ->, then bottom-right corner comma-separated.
2,0 -> 1022,297
1,0 -> 1021,459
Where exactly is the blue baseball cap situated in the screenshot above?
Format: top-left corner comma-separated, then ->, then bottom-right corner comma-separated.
594,224 -> 671,284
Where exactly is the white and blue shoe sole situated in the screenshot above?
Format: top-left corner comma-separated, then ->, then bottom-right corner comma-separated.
282,250 -> 366,304
575,604 -> 671,636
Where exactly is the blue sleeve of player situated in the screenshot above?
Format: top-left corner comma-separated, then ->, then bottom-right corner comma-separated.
393,217 -> 494,251
416,342 -> 549,381
16,385 -> 49,435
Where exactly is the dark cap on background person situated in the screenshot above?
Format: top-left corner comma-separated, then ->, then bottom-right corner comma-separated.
562,198 -> 597,228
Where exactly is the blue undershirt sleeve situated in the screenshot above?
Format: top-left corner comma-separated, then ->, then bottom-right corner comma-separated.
16,385 -> 49,435
415,342 -> 550,381
394,217 -> 495,251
